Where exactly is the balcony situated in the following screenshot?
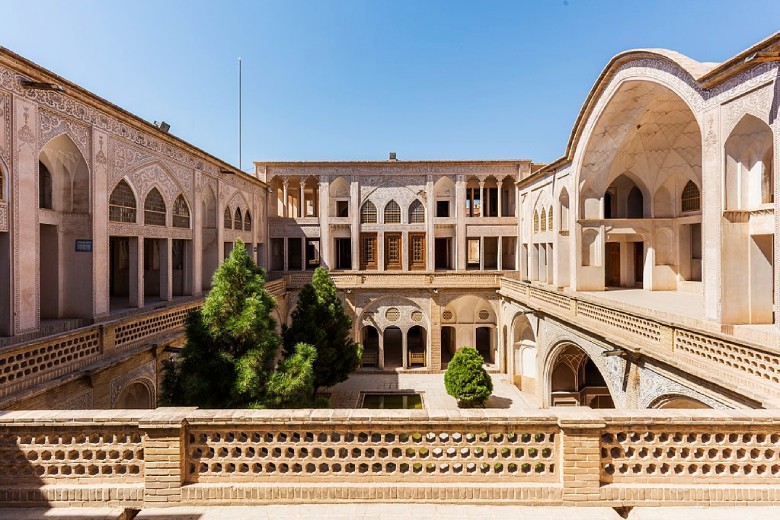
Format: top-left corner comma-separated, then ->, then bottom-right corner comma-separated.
499,278 -> 780,407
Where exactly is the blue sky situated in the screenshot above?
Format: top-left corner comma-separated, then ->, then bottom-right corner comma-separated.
3,1 -> 779,168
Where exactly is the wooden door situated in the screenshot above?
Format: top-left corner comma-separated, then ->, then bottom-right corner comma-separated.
605,242 -> 621,287
633,242 -> 644,285
409,233 -> 426,270
385,233 -> 402,270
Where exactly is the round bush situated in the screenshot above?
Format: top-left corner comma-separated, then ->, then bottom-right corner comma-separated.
444,347 -> 493,407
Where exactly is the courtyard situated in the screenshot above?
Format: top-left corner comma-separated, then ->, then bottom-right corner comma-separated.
325,372 -> 539,410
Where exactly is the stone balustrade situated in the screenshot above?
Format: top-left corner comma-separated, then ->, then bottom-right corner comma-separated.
500,279 -> 780,406
0,280 -> 287,406
0,408 -> 778,507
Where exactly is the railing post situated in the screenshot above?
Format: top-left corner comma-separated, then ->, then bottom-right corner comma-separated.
140,408 -> 195,506
558,409 -> 605,504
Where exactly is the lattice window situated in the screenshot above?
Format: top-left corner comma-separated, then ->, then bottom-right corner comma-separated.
224,208 -> 232,229
411,235 -> 425,265
144,188 -> 166,226
172,194 -> 190,228
361,234 -> 377,268
540,208 -> 547,232
361,201 -> 377,223
409,200 -> 425,223
533,211 -> 539,233
39,162 -> 52,209
681,181 -> 700,212
244,211 -> 252,231
384,200 -> 401,223
548,206 -> 553,231
234,208 -> 243,230
109,180 -> 137,223
386,308 -> 400,321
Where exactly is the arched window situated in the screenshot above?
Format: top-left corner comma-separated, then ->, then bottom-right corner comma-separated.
681,181 -> 701,212
172,194 -> 190,228
360,201 -> 377,223
0,164 -> 4,201
224,207 -> 232,229
533,211 -> 539,233
548,205 -> 553,232
244,211 -> 252,231
144,188 -> 166,226
39,162 -> 52,209
234,208 -> 242,230
409,200 -> 425,223
540,208 -> 547,232
109,180 -> 137,223
559,188 -> 570,231
384,200 -> 401,223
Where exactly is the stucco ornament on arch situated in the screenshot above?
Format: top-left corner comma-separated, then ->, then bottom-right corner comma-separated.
110,361 -> 156,408
129,162 -> 186,208
571,59 -> 707,214
638,367 -> 726,409
540,325 -> 628,408
358,294 -> 430,333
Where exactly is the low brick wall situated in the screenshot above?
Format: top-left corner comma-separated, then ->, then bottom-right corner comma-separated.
0,408 -> 778,507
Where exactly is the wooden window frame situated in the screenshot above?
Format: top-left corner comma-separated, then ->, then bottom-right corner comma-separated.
360,232 -> 377,270
409,233 -> 426,270
384,232 -> 402,270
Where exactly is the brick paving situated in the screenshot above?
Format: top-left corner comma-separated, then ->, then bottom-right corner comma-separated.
325,372 -> 540,409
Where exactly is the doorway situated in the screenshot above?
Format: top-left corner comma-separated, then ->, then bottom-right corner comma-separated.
605,242 -> 620,287
384,326 -> 403,368
633,242 -> 644,286
435,238 -> 452,270
335,238 -> 352,270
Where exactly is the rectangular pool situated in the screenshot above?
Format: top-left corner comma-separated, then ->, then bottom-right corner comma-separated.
360,393 -> 423,409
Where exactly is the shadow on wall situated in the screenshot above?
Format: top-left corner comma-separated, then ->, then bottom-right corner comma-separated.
0,411 -> 49,508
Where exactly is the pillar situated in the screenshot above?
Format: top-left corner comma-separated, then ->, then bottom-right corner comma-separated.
479,181 -> 485,218
558,411 -> 605,504
402,329 -> 408,369
426,175 -> 435,271
319,176 -> 330,269
299,183 -> 305,218
429,291 -> 442,370
350,176 -> 360,270
160,238 -> 172,301
141,409 -> 193,506
700,109 -> 721,321
301,236 -> 306,271
479,237 -> 484,271
456,175 -> 466,270
497,235 -> 503,271
282,179 -> 289,218
378,330 -> 385,370
92,129 -> 110,316
130,237 -> 143,308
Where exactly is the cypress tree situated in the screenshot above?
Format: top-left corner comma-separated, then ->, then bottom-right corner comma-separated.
162,239 -> 315,408
283,267 -> 363,395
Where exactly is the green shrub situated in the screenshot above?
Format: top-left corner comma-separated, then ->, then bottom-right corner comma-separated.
444,347 -> 493,407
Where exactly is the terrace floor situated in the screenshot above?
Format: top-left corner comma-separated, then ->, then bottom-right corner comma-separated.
325,373 -> 539,410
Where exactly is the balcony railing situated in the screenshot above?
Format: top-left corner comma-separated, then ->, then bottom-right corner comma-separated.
0,408 -> 777,507
500,279 -> 780,406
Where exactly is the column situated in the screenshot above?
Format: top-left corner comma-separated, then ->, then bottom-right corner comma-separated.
319,176 -> 330,269
92,128 -> 110,316
402,329 -> 408,369
479,237 -> 484,271
283,238 -> 289,272
429,290 -> 441,370
192,172 -> 203,294
299,183 -> 305,218
497,236 -> 503,271
129,237 -> 142,308
282,179 -> 289,218
456,175 -> 467,270
378,330 -> 385,370
700,109 -> 721,321
350,177 -> 360,270
160,238 -> 172,301
498,178 -> 504,217
479,181 -> 485,218
301,237 -> 306,271
426,175 -> 435,271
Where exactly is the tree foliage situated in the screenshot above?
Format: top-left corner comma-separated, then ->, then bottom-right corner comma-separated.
444,347 -> 493,407
162,239 -> 316,408
282,267 -> 362,394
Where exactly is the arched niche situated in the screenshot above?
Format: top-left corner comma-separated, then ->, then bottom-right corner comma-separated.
546,343 -> 614,408
725,114 -> 773,210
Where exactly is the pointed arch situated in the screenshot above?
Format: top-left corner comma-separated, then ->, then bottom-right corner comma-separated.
39,161 -> 52,209
408,199 -> 425,223
244,210 -> 252,232
558,188 -> 569,231
109,179 -> 137,223
202,185 -> 217,229
360,201 -> 377,224
234,207 -> 243,230
533,210 -> 539,233
224,207 -> 233,229
384,200 -> 401,223
38,133 -> 90,213
144,187 -> 166,226
172,194 -> 190,228
540,207 -> 547,232
547,205 -> 553,232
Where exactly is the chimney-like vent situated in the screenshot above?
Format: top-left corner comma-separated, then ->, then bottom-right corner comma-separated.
389,152 -> 397,161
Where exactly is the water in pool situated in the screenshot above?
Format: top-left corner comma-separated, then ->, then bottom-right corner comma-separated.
361,393 -> 423,409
